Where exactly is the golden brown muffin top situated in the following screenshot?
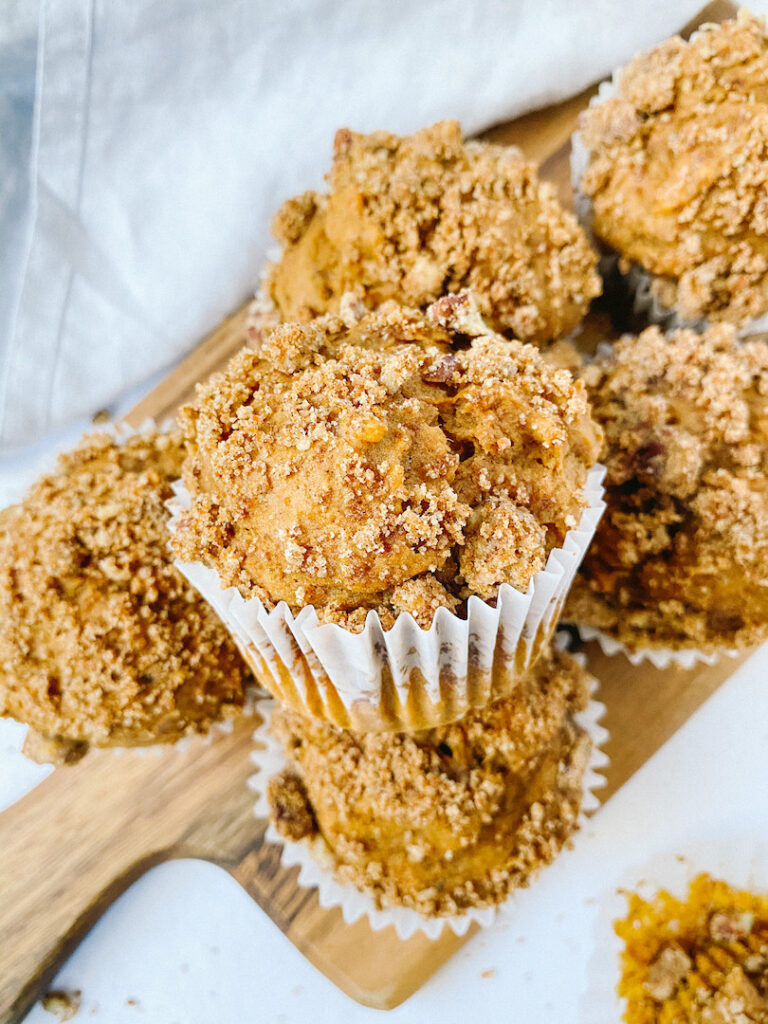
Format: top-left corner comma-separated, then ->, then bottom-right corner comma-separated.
0,429 -> 250,762
579,10 -> 768,327
565,324 -> 768,651
616,874 -> 768,1024
267,120 -> 600,345
174,295 -> 602,629
268,644 -> 591,914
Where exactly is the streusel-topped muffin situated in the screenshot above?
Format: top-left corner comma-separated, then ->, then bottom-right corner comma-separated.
174,294 -> 602,631
268,643 -> 593,915
576,11 -> 768,331
565,324 -> 768,652
0,429 -> 250,763
267,120 -> 600,345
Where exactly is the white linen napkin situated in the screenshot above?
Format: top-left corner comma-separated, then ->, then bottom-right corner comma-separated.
1,0 -> 708,453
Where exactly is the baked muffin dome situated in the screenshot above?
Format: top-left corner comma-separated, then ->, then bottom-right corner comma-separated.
565,324 -> 768,652
577,11 -> 768,330
0,429 -> 250,763
267,643 -> 593,915
174,295 -> 602,630
267,120 -> 601,345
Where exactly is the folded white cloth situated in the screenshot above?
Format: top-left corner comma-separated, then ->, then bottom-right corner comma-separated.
1,0 -> 709,452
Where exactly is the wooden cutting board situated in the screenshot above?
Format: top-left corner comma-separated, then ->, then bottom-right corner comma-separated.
0,3 -> 744,1020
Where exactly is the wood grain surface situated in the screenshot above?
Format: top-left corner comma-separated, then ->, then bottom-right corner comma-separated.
0,3 -> 744,1020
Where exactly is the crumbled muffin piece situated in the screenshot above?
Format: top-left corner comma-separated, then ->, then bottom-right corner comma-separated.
267,644 -> 592,915
460,497 -> 546,598
267,769 -> 316,841
0,430 -> 250,763
174,296 -> 601,630
578,11 -> 768,328
41,989 -> 82,1022
267,120 -> 600,345
388,575 -> 460,628
617,874 -> 768,1023
565,324 -> 768,652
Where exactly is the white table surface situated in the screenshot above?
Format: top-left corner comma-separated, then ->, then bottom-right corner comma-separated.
2,404 -> 768,1024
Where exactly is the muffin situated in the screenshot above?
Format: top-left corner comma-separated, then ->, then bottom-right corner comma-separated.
616,874 -> 768,1023
265,120 -> 601,346
574,11 -> 768,333
0,429 -> 251,764
171,294 -> 604,730
267,644 -> 594,917
564,324 -> 768,655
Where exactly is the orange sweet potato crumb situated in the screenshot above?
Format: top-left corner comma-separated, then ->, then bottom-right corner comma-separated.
617,874 -> 768,1023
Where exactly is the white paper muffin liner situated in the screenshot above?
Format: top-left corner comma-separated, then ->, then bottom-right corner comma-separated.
626,250 -> 768,339
167,466 -> 605,733
574,624 -> 740,670
581,840 -> 768,1022
6,416 -> 257,766
570,54 -> 768,339
247,661 -> 609,941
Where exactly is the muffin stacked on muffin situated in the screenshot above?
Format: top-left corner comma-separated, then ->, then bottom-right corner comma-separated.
173,125 -> 607,919
0,428 -> 251,764
171,293 -> 605,918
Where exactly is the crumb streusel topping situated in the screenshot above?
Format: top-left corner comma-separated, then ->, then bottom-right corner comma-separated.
267,120 -> 601,345
267,644 -> 592,915
579,10 -> 768,327
0,430 -> 250,763
174,295 -> 602,630
617,874 -> 768,1023
565,324 -> 768,651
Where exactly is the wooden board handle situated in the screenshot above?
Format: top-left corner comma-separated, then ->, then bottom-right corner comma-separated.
0,721 -> 263,1024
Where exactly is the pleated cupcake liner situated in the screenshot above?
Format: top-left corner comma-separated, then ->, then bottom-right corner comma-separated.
581,840 -> 768,1022
574,624 -> 739,670
247,661 -> 610,941
167,466 -> 605,734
